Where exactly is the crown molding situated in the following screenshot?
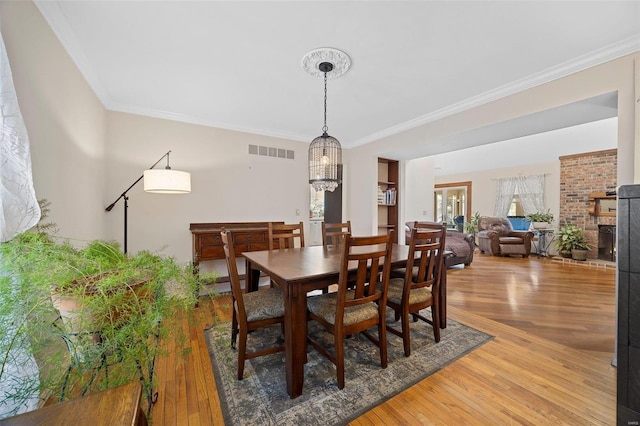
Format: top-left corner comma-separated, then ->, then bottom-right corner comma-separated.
34,0 -> 640,150
348,35 -> 640,149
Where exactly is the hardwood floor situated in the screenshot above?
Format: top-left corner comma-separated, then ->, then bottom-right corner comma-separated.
151,253 -> 617,425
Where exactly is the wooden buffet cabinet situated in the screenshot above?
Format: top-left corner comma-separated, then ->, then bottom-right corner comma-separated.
189,222 -> 283,281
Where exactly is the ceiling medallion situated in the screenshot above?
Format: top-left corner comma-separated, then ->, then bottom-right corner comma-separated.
301,47 -> 351,79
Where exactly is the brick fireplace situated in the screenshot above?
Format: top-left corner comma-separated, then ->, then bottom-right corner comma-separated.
559,149 -> 617,260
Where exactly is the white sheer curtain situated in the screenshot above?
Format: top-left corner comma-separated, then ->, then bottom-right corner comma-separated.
0,37 -> 40,240
493,177 -> 517,217
517,174 -> 545,216
0,33 -> 41,418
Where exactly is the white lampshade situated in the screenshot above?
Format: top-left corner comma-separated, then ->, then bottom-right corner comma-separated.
143,169 -> 191,194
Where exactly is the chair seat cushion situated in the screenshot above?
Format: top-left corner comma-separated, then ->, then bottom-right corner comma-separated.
498,236 -> 524,245
238,287 -> 285,322
308,290 -> 379,326
390,267 -> 421,281
386,278 -> 432,306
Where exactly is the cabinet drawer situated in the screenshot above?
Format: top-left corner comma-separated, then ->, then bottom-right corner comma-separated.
232,233 -> 252,243
199,234 -> 222,245
200,245 -> 224,260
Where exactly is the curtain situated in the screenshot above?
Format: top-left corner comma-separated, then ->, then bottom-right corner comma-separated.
518,174 -> 545,216
493,177 -> 517,216
0,35 -> 40,241
0,33 -> 41,418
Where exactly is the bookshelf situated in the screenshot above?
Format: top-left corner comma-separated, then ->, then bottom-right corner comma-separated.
377,158 -> 399,243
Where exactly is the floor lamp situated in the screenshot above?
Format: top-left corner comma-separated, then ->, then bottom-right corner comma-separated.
105,150 -> 191,253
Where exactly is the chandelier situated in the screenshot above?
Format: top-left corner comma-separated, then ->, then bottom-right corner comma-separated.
303,48 -> 351,192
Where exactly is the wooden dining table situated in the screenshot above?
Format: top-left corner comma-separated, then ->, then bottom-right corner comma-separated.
243,243 -> 448,398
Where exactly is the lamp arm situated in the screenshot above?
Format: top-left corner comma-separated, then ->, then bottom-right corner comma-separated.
104,150 -> 171,212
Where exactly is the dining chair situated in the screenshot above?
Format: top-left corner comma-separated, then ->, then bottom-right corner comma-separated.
306,232 -> 393,389
221,229 -> 285,380
321,221 -> 351,246
268,222 -> 305,250
385,222 -> 446,357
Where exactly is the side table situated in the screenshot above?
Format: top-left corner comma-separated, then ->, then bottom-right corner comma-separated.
533,228 -> 555,257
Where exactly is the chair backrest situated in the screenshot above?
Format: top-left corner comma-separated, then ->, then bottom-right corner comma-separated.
221,229 -> 247,320
478,216 -> 514,235
322,221 -> 352,246
405,222 -> 446,297
268,222 -> 305,250
335,232 -> 393,320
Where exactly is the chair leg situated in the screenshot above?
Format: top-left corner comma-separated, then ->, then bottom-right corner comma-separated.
231,305 -> 238,349
378,314 -> 388,368
432,304 -> 441,343
237,328 -> 248,380
401,307 -> 412,357
335,328 -> 345,389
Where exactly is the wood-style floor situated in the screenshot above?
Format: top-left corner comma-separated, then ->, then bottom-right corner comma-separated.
151,253 -> 617,425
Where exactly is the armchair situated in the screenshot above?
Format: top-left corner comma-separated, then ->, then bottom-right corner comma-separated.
477,216 -> 533,257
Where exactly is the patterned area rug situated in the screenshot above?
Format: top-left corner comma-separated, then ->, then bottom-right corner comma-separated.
205,309 -> 492,426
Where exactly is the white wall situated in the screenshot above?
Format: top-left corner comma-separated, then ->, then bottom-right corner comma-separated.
105,112 -> 310,263
1,1 -> 107,243
404,157 -> 435,224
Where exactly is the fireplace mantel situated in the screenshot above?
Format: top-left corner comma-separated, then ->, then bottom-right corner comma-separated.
588,191 -> 616,217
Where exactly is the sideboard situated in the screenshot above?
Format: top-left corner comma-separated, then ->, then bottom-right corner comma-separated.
189,222 -> 283,282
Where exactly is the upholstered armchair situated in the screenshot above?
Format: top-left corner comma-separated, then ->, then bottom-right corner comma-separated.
477,217 -> 534,257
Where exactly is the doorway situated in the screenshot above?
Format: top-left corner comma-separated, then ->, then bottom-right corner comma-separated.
434,181 -> 472,230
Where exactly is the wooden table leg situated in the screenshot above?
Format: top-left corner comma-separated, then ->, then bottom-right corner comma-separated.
245,259 -> 260,292
282,281 -> 307,398
440,267 -> 447,329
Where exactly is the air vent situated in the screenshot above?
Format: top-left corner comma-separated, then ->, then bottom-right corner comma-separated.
248,145 -> 294,160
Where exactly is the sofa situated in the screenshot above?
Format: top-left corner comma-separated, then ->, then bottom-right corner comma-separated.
477,216 -> 534,257
405,221 -> 474,267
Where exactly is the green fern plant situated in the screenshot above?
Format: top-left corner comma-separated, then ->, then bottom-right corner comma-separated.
0,202 -> 217,419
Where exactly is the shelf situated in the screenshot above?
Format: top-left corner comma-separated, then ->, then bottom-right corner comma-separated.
378,157 -> 399,244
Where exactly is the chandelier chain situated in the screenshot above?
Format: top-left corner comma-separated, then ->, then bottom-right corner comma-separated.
322,71 -> 328,134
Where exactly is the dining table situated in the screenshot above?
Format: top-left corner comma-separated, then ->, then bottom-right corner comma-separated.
243,243 -> 449,399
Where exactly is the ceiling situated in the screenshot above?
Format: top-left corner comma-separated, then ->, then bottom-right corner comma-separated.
35,1 -> 640,153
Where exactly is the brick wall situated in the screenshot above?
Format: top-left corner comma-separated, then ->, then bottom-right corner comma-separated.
559,149 -> 617,259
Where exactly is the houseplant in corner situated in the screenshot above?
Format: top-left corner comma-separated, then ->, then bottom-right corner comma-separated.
526,210 -> 554,230
0,202 -> 215,419
554,224 -> 591,260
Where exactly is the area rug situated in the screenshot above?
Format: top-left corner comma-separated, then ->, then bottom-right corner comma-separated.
205,309 -> 492,426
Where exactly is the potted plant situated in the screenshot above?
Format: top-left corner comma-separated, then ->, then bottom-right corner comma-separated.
463,211 -> 481,246
554,224 -> 591,260
0,202 -> 216,419
526,210 -> 554,229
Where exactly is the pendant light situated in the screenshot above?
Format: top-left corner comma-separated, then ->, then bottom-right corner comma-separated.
303,48 -> 351,192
